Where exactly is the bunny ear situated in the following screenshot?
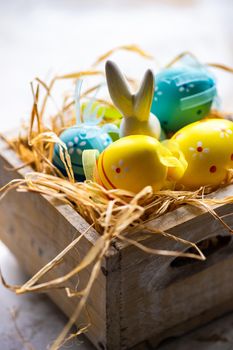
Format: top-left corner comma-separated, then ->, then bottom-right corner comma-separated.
105,61 -> 133,117
134,69 -> 154,122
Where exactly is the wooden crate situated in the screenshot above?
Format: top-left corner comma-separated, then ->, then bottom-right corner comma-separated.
1,132 -> 233,350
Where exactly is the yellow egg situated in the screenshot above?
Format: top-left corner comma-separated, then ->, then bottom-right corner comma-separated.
93,135 -> 187,193
172,119 -> 233,188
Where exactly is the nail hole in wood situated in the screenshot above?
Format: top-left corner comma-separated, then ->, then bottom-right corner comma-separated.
8,226 -> 15,235
38,247 -> 44,257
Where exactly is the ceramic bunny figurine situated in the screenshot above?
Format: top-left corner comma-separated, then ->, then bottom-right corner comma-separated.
53,80 -> 118,181
105,60 -> 161,139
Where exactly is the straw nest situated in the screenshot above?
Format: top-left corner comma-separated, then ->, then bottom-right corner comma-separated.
1,45 -> 233,349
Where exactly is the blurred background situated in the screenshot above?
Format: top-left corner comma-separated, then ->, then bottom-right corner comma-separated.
1,0 -> 233,132
1,0 -> 233,349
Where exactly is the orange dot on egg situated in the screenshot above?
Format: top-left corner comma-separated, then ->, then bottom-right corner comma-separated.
209,165 -> 217,173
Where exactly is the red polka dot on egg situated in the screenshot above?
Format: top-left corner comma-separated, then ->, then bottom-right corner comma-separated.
209,165 -> 217,173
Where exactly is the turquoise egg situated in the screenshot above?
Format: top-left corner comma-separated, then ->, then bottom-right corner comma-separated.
53,125 -> 112,181
151,66 -> 217,132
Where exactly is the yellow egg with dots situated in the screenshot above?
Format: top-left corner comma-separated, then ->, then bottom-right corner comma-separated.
92,135 -> 187,193
172,119 -> 233,188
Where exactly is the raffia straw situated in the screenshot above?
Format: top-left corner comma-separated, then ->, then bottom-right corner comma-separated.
2,47 -> 233,349
10,308 -> 36,350
1,175 -> 231,350
17,225 -> 93,293
91,44 -> 153,67
56,70 -> 104,80
165,51 -> 199,68
29,45 -> 151,133
54,322 -> 90,349
50,256 -> 104,350
30,83 -> 41,134
30,132 -> 75,182
50,202 -> 116,349
38,70 -> 104,126
207,63 -> 233,74
118,235 -> 205,260
165,51 -> 233,78
0,176 -> 210,295
128,224 -> 206,260
35,77 -> 64,120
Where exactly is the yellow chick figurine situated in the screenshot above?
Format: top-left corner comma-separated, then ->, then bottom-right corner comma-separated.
172,118 -> 233,188
105,61 -> 161,139
83,135 -> 187,193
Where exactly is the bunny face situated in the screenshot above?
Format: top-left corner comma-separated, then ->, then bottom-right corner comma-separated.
172,119 -> 233,188
93,135 -> 187,193
105,61 -> 161,139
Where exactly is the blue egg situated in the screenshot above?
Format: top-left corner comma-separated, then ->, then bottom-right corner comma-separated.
151,66 -> 217,132
53,125 -> 112,181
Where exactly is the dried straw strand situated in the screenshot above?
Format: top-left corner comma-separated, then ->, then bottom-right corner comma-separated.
1,47 -> 233,349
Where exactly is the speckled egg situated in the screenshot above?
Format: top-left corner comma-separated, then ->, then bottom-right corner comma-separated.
53,125 -> 112,181
151,66 -> 217,133
172,119 -> 233,188
93,135 -> 187,193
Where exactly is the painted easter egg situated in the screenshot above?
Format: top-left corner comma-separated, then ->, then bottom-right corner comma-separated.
53,125 -> 112,181
81,101 -> 122,127
93,135 -> 187,193
172,119 -> 233,188
151,66 -> 217,133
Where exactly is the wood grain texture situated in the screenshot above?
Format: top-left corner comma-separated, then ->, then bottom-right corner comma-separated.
0,135 -> 111,349
1,132 -> 233,349
118,203 -> 233,348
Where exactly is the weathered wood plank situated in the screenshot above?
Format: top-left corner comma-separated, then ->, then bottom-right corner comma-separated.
1,131 -> 233,350
157,309 -> 233,350
0,136 -> 111,348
